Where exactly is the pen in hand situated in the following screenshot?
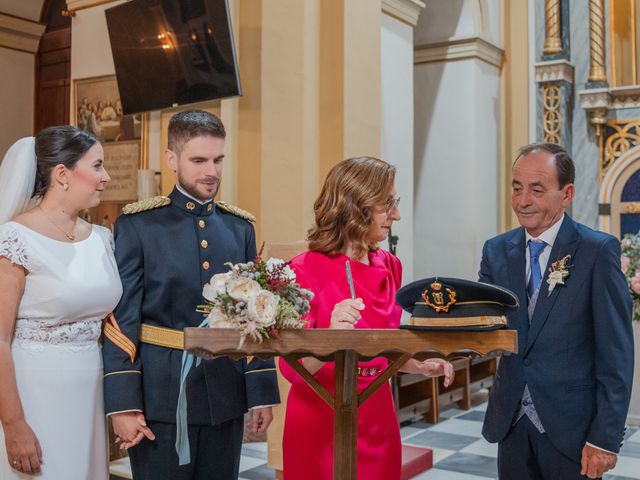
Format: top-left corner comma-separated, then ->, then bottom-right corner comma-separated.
345,260 -> 356,300
345,260 -> 364,325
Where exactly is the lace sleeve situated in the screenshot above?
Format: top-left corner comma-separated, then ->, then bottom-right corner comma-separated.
0,223 -> 34,272
94,225 -> 115,252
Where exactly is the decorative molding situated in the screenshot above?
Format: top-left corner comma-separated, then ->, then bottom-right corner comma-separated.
579,88 -> 611,110
65,0 -> 116,12
610,86 -> 640,108
542,84 -> 561,144
382,0 -> 425,28
577,86 -> 640,136
579,86 -> 640,111
601,121 -> 640,181
0,14 -> 45,54
535,59 -> 574,84
599,143 -> 640,203
414,35 -> 504,69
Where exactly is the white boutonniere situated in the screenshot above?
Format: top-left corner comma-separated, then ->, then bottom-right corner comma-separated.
547,254 -> 572,296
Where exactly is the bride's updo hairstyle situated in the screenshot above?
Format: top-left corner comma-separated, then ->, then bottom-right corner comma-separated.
33,126 -> 98,198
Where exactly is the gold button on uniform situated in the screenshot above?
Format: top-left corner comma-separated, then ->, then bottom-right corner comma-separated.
186,202 -> 195,210
198,220 -> 205,228
201,240 -> 208,249
202,261 -> 210,270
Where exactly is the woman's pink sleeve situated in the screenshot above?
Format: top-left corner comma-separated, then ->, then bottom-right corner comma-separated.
391,253 -> 403,289
382,249 -> 403,289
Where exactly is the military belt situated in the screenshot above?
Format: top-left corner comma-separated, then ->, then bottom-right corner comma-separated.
140,324 -> 184,350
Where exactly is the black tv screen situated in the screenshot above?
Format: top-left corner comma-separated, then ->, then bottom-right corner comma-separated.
105,0 -> 241,115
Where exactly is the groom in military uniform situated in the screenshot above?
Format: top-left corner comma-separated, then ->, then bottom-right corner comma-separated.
103,110 -> 279,480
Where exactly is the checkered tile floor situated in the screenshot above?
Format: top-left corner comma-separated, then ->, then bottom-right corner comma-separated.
110,401 -> 640,480
398,403 -> 640,479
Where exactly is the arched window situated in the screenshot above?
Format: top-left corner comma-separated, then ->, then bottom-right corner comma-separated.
620,168 -> 640,236
606,154 -> 640,238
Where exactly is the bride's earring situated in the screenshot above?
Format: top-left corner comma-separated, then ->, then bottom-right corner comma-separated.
63,183 -> 69,191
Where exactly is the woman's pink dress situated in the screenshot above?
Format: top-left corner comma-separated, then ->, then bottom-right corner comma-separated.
280,249 -> 403,480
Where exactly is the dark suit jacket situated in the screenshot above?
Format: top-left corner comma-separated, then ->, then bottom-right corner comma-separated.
103,188 -> 279,425
479,215 -> 634,461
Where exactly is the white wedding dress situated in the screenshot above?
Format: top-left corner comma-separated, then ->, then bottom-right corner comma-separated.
0,221 -> 122,480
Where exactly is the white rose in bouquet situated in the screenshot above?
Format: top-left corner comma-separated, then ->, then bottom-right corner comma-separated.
227,277 -> 261,302
202,272 -> 232,301
247,289 -> 279,327
281,265 -> 296,282
265,258 -> 297,282
206,306 -> 234,328
265,258 -> 284,271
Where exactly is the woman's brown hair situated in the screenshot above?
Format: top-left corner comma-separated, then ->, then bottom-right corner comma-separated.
307,156 -> 396,259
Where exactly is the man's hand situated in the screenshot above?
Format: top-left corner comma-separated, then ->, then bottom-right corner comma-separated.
111,412 -> 155,450
250,407 -> 273,433
581,443 -> 617,479
400,358 -> 455,387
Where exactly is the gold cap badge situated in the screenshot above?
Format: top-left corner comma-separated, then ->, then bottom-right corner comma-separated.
421,280 -> 457,313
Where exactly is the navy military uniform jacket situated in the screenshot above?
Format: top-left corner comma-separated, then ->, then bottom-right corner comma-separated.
103,187 -> 279,425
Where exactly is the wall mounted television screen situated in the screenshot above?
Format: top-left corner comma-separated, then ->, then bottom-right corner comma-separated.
105,0 -> 241,115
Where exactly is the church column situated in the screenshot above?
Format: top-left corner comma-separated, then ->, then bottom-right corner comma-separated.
543,0 -> 562,55
381,0 -> 425,282
588,0 -> 607,85
228,0 -> 382,245
413,1 -> 504,279
535,0 -> 573,149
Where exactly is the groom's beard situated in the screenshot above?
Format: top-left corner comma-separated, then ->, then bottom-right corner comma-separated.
177,173 -> 220,203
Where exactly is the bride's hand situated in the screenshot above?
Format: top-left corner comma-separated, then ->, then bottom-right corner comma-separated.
3,418 -> 43,474
111,411 -> 155,450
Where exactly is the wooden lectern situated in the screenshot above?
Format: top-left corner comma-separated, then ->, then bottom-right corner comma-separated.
184,328 -> 517,480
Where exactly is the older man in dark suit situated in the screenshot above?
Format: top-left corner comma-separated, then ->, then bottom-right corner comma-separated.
479,143 -> 634,479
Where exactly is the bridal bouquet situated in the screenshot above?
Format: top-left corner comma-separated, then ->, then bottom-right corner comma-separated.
621,233 -> 640,321
198,257 -> 314,343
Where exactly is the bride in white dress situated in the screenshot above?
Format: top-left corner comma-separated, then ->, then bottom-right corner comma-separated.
0,126 -> 122,479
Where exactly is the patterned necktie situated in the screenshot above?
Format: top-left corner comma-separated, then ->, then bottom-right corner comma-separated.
527,240 -> 547,300
516,239 -> 549,434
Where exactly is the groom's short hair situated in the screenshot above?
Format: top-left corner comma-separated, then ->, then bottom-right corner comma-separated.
514,142 -> 575,188
168,109 -> 226,155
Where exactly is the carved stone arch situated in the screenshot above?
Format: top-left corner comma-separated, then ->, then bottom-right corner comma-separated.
599,145 -> 640,237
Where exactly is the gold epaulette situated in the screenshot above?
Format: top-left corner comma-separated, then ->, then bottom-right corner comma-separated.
122,196 -> 171,215
216,201 -> 256,223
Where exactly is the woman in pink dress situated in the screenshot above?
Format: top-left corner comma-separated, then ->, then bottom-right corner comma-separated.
280,157 -> 455,480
